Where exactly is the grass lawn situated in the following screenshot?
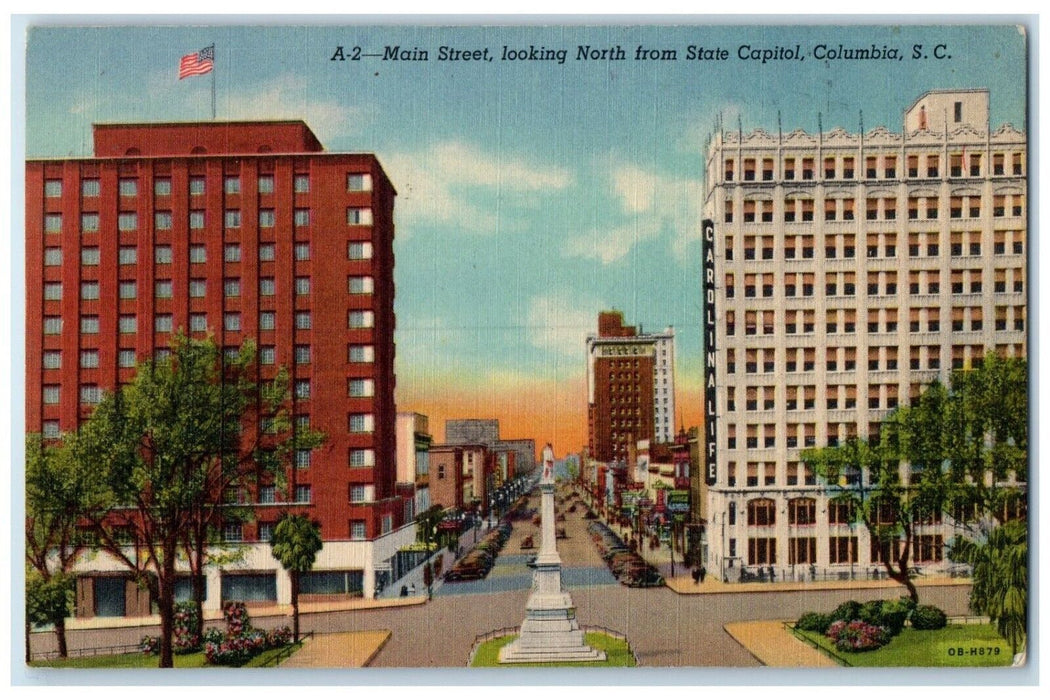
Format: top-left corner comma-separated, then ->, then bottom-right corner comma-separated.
29,641 -> 303,669
796,624 -> 1014,667
471,632 -> 636,667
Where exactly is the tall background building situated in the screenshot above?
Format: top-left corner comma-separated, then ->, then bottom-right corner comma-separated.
586,310 -> 676,463
26,120 -> 412,611
702,89 -> 1026,580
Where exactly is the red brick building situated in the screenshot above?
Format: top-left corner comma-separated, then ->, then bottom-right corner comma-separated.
26,120 -> 412,608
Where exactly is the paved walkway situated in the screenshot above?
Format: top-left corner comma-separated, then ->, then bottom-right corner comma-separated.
724,620 -> 837,667
281,630 -> 391,668
665,574 -> 971,595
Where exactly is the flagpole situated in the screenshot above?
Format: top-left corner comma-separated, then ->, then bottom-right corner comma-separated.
211,44 -> 216,120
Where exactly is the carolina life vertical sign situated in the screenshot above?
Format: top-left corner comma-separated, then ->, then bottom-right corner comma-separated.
702,218 -> 717,486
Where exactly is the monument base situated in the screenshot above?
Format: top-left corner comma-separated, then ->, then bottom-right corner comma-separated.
498,604 -> 606,663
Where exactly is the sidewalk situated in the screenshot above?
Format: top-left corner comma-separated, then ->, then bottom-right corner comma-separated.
281,630 -> 391,668
665,574 -> 971,595
65,595 -> 426,631
724,621 -> 837,667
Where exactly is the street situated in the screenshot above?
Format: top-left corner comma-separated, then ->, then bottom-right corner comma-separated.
27,486 -> 972,667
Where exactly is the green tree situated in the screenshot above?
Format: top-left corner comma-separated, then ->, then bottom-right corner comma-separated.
949,521 -> 1027,655
25,434 -> 103,659
25,570 -> 75,661
70,335 -> 321,667
270,513 -> 323,642
415,505 -> 445,600
803,355 -> 1027,603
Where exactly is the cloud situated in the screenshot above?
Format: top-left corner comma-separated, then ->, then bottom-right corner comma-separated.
383,141 -> 572,234
526,289 -> 604,359
565,160 -> 702,265
219,74 -> 370,143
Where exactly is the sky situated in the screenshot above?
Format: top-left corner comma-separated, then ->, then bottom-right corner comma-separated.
22,22 -> 1028,456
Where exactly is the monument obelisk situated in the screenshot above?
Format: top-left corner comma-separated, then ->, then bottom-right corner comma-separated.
499,443 -> 605,663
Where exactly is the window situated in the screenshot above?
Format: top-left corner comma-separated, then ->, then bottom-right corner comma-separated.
295,380 -> 311,399
829,536 -> 858,564
154,179 -> 172,196
42,350 -> 61,369
348,311 -> 374,328
789,537 -> 817,565
294,243 -> 310,261
224,244 -> 241,262
118,281 -> 137,299
119,179 -> 138,197
154,246 -> 172,264
258,175 -> 274,194
349,414 -> 374,433
294,209 -> 310,227
224,313 -> 241,332
294,174 -> 310,193
44,248 -> 63,266
42,421 -> 61,439
259,278 -> 275,296
350,521 -> 366,540
258,209 -> 275,228
80,385 -> 101,404
118,246 -> 137,265
155,280 -> 173,298
348,345 -> 374,363
295,345 -> 311,364
295,312 -> 311,330
224,278 -> 241,297
348,242 -> 373,260
43,282 -> 62,301
348,276 -> 373,294
80,282 -> 100,300
118,212 -> 137,231
190,210 -> 205,229
789,498 -> 816,525
295,485 -> 312,503
223,523 -> 243,543
295,277 -> 310,295
154,212 -> 172,230
260,311 -> 276,330
224,176 -> 241,194
747,499 -> 776,526
224,210 -> 241,228
119,315 -> 137,333
190,314 -> 208,332
189,177 -> 205,195
295,450 -> 311,469
348,379 -> 374,397
42,385 -> 60,404
748,537 -> 777,565
155,314 -> 173,333
347,207 -> 372,225
259,485 -> 276,504
350,485 -> 366,503
347,173 -> 372,191
82,179 -> 100,197
350,449 -> 374,467
189,279 -> 206,297
259,243 -> 275,262
78,348 -> 99,369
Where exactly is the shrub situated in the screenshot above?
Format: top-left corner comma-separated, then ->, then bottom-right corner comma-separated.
911,604 -> 948,630
140,635 -> 160,655
172,601 -> 201,654
796,612 -> 832,634
831,600 -> 862,624
877,598 -> 912,636
202,627 -> 225,646
826,619 -> 890,652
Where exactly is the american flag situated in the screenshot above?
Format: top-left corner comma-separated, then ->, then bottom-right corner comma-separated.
179,45 -> 214,80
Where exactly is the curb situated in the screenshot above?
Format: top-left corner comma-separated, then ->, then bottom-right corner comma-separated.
361,630 -> 392,668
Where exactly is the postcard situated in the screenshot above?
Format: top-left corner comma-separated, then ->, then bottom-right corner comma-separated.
17,20 -> 1030,679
